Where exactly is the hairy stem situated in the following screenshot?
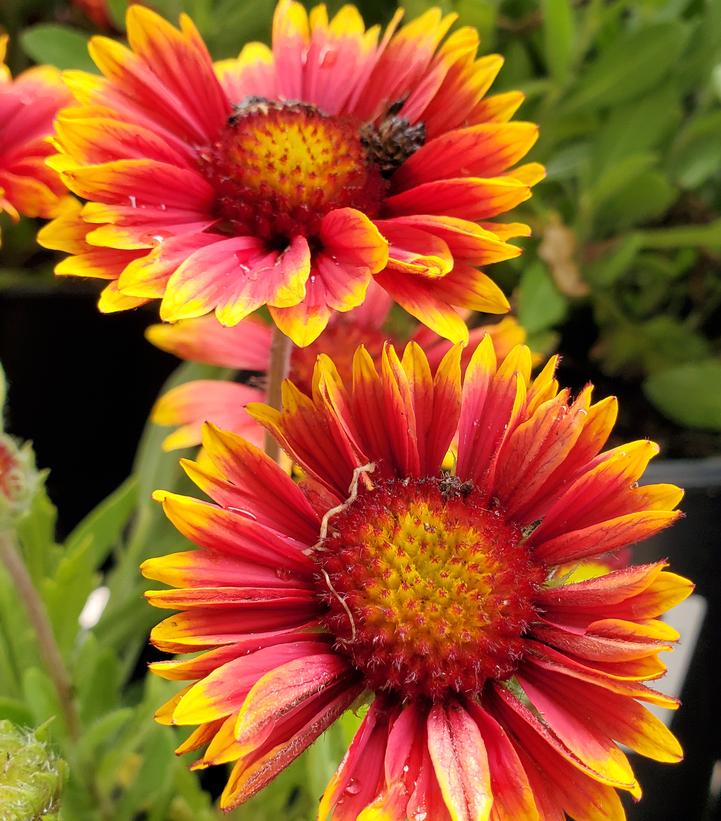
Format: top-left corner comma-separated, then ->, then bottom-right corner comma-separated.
264,326 -> 293,464
0,529 -> 80,741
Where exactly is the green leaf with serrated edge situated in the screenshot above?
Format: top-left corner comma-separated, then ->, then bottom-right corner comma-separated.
20,25 -> 96,72
518,262 -> 568,334
563,23 -> 689,112
644,360 -> 721,430
15,483 -> 61,584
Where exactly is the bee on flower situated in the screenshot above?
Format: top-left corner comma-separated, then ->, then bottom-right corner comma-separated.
39,1 -> 543,346
143,339 -> 691,818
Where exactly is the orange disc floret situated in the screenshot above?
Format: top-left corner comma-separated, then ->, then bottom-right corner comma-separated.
40,1 -> 542,346
143,338 -> 691,817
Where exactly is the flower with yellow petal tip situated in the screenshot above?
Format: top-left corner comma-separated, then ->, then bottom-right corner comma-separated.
39,1 -> 543,346
0,37 -> 72,238
143,338 -> 691,817
146,283 -> 533,450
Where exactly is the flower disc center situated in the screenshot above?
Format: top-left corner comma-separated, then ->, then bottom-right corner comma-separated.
202,99 -> 386,245
316,478 -> 545,700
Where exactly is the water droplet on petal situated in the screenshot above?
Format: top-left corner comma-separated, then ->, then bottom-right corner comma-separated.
344,778 -> 361,796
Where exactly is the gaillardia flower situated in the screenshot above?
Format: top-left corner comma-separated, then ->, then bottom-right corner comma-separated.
39,1 -> 543,345
144,339 -> 691,817
0,36 -> 72,238
146,284 -> 529,450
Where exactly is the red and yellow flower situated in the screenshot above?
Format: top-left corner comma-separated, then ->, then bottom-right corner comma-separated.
39,1 -> 542,346
0,36 -> 72,239
146,283 -> 530,450
144,338 -> 690,817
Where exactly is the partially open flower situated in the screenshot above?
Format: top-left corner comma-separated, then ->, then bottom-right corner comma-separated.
144,339 -> 690,817
0,36 -> 72,239
39,2 -> 542,346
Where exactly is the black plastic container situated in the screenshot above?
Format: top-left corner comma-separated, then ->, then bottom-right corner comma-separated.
627,457 -> 721,821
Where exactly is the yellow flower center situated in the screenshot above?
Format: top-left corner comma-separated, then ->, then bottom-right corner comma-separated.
201,99 -> 386,245
316,477 -> 544,700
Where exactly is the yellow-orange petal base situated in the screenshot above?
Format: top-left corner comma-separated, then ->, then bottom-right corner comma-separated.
39,1 -> 543,346
0,36 -> 72,232
144,339 -> 691,818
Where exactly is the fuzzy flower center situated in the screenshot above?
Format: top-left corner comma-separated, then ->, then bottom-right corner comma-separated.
316,477 -> 544,701
201,98 -> 387,245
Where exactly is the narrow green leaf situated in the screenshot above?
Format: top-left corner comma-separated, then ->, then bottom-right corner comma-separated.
563,23 -> 689,112
542,0 -> 575,85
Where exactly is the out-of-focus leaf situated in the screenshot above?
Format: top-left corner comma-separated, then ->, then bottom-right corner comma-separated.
668,111 -> 721,188
594,170 -> 675,233
74,634 -> 122,725
20,25 -> 95,72
585,233 -> 643,287
563,23 -> 688,112
586,153 -> 657,211
644,360 -> 721,430
64,476 -> 138,568
76,707 -> 133,766
518,261 -> 568,333
541,0 -> 575,85
0,697 -> 33,726
21,668 -> 68,744
638,218 -> 721,249
590,89 -> 682,173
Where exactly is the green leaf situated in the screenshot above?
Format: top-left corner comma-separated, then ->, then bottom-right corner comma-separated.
517,262 -> 568,334
74,634 -> 122,725
21,668 -> 68,744
594,170 -> 676,233
668,111 -> 721,188
20,25 -> 95,72
65,476 -> 138,568
0,698 -> 34,726
638,218 -> 721,249
644,360 -> 721,430
585,233 -> 643,287
541,0 -> 575,85
590,89 -> 682,173
15,483 -> 61,583
563,23 -> 689,112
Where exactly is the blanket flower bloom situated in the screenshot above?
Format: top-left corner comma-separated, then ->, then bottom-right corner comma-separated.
144,339 -> 691,817
0,36 -> 72,239
146,284 -> 528,450
39,1 -> 543,345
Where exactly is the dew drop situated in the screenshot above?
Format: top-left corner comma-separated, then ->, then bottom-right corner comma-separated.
275,567 -> 293,581
344,778 -> 361,796
128,195 -> 138,208
413,811 -> 428,821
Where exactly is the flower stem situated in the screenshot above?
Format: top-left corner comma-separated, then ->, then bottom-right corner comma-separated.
0,529 -> 80,741
264,325 -> 292,464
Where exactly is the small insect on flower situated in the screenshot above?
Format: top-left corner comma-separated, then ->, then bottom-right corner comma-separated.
143,338 -> 692,818
0,36 -> 72,242
39,1 -> 543,346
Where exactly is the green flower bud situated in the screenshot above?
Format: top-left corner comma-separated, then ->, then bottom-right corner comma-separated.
0,720 -> 67,820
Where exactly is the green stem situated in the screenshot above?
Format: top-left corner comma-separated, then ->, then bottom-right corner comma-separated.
264,326 -> 293,464
0,529 -> 80,741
